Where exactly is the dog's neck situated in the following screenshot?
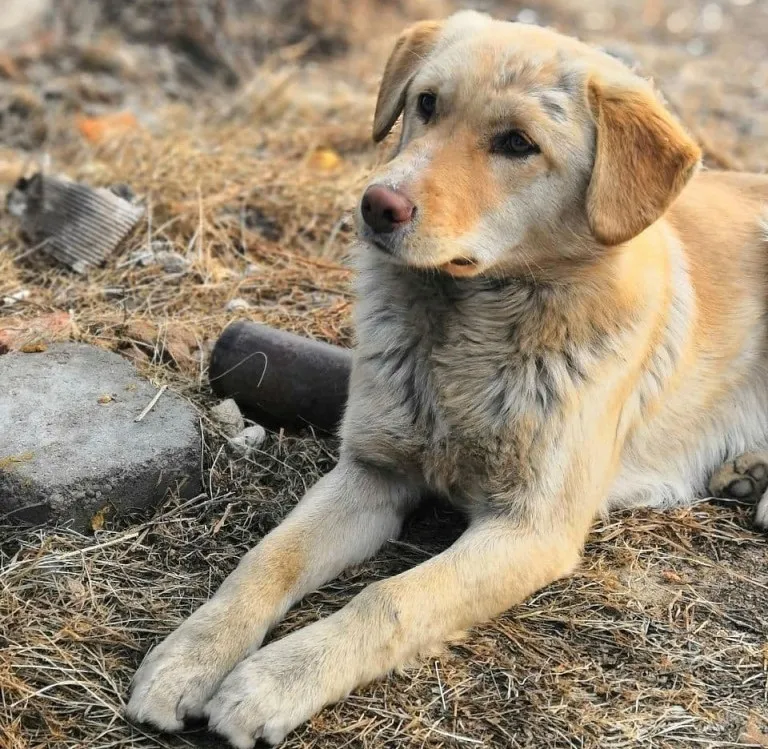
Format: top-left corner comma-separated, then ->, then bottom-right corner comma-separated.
351,226 -> 664,332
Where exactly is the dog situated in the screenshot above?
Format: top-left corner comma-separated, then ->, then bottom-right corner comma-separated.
126,11 -> 768,746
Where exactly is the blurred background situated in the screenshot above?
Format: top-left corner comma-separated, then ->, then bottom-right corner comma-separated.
1,3 -> 767,749
2,0 -> 767,348
1,0 -> 767,350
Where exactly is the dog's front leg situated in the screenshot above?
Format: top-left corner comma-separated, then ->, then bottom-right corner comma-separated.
205,513 -> 585,747
126,458 -> 416,731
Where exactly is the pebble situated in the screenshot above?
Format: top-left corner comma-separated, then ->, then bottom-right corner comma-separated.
125,247 -> 189,273
210,398 -> 245,437
155,251 -> 189,274
226,298 -> 251,312
1,289 -> 30,307
229,424 -> 267,456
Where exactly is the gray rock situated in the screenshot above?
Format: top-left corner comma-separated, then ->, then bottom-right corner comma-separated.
0,343 -> 201,530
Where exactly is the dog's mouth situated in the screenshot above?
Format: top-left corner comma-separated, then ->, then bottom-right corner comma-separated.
363,235 -> 481,277
439,257 -> 480,277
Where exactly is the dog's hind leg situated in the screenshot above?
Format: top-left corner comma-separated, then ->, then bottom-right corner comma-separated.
126,458 -> 417,731
709,450 -> 768,529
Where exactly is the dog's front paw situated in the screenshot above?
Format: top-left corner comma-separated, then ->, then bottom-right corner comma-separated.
126,603 -> 252,731
205,639 -> 337,748
709,451 -> 768,530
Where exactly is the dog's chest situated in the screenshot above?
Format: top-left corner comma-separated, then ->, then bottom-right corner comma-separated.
352,268 -> 583,496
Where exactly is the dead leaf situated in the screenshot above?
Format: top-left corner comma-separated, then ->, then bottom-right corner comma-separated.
0,53 -> 23,81
123,320 -> 158,350
20,342 -> 47,353
77,111 -> 139,144
740,714 -> 768,747
660,569 -> 684,584
89,505 -> 113,532
163,325 -> 199,365
308,146 -> 342,171
0,451 -> 34,470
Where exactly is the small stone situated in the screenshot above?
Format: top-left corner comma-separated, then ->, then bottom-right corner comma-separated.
1,289 -> 30,307
125,247 -> 189,274
226,298 -> 251,313
229,424 -> 267,456
0,0 -> 52,48
210,398 -> 245,437
155,251 -> 190,274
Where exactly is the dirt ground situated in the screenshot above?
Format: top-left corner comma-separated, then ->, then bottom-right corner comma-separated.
1,1 -> 767,747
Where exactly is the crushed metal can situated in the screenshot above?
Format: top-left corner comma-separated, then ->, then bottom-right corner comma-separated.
6,172 -> 144,273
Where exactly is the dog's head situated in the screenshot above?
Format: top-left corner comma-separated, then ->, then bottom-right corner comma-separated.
357,11 -> 701,278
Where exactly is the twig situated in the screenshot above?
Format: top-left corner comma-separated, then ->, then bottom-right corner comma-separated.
135,384 -> 168,422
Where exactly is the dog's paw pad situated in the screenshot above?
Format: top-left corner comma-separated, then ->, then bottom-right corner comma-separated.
709,451 -> 768,504
709,451 -> 768,530
747,462 -> 768,482
725,476 -> 756,499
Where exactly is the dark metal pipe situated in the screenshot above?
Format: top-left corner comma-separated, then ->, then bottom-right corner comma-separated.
209,321 -> 352,434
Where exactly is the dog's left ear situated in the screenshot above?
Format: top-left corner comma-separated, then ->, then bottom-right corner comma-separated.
586,76 -> 701,246
373,20 -> 443,143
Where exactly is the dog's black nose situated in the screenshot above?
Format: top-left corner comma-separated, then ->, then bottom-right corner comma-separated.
361,185 -> 414,234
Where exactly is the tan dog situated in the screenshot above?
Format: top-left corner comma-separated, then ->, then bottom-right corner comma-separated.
126,11 -> 768,746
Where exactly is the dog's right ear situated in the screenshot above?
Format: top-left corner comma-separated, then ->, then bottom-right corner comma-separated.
373,21 -> 443,143
586,75 -> 701,246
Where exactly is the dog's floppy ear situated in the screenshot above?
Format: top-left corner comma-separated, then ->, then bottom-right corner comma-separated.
373,21 -> 443,143
586,76 -> 701,246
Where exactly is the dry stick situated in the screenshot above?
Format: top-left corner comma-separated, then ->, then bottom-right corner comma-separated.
134,384 -> 167,422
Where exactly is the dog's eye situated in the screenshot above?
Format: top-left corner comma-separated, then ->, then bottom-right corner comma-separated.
491,130 -> 540,157
417,92 -> 437,122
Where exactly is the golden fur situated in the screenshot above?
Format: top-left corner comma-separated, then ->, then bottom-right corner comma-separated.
126,12 -> 768,746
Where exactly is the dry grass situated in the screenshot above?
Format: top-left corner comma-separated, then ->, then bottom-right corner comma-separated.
1,1 -> 768,747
